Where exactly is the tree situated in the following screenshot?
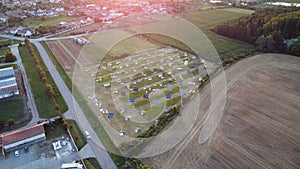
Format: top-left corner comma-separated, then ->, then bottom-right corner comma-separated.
41,16 -> 46,22
4,51 -> 17,62
55,104 -> 60,112
7,118 -> 15,125
289,40 -> 300,56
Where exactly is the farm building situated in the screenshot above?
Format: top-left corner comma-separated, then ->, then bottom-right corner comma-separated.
0,124 -> 46,156
0,67 -> 19,99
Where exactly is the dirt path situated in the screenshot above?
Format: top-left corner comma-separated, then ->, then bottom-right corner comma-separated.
143,54 -> 300,169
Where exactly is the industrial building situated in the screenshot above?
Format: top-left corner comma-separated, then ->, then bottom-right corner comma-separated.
0,67 -> 19,99
0,124 -> 46,156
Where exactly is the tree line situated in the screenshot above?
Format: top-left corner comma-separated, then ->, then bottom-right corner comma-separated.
213,6 -> 300,56
24,39 -> 60,112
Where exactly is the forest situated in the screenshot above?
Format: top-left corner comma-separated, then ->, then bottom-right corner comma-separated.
213,6 -> 300,56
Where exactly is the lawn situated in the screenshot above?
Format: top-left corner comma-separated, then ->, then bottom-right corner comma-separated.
0,38 -> 22,46
44,118 -> 68,140
0,48 -> 10,56
83,158 -> 101,169
19,45 -> 68,118
67,120 -> 87,150
23,13 -> 78,28
0,64 -> 18,69
0,98 -> 24,120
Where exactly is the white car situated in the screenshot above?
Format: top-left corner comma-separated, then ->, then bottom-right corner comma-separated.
85,131 -> 91,139
14,150 -> 19,157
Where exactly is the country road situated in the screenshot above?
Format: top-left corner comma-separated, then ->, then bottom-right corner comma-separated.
32,41 -> 118,169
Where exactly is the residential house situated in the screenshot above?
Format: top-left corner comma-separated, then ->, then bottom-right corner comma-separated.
0,13 -> 8,23
16,28 -> 35,37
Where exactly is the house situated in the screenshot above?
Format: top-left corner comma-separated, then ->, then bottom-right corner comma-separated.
16,28 -> 35,37
0,67 -> 19,99
5,9 -> 27,19
0,124 -> 46,156
0,13 -> 8,23
3,27 -> 19,34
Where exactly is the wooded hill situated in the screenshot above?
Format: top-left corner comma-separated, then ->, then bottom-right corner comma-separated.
213,6 -> 300,56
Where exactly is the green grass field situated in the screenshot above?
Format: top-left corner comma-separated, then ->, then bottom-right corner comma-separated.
67,120 -> 87,150
0,48 -> 10,56
44,119 -> 68,140
182,8 -> 252,29
140,8 -> 256,62
19,45 -> 68,118
23,13 -> 78,28
0,98 -> 24,120
0,64 -> 18,69
0,38 -> 22,46
86,30 -> 158,62
83,158 -> 101,169
219,8 -> 254,15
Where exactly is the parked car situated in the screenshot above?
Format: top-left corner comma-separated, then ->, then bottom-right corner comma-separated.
85,131 -> 91,139
14,150 -> 19,157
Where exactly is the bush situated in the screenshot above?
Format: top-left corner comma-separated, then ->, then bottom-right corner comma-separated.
4,51 -> 17,63
289,40 -> 300,56
7,118 -> 15,125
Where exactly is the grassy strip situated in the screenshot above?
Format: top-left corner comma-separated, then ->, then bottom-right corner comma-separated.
138,106 -> 180,138
23,13 -> 78,28
0,48 -> 10,56
0,98 -> 24,120
83,158 -> 101,169
44,118 -> 68,140
0,64 -> 18,69
29,43 -> 68,114
19,45 -> 67,118
40,41 -> 72,90
66,119 -> 87,150
133,99 -> 150,107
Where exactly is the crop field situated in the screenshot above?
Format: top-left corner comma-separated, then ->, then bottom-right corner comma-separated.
182,8 -> 252,29
143,54 -> 300,169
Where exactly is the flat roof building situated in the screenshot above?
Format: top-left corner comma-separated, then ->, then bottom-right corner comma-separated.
0,67 -> 19,99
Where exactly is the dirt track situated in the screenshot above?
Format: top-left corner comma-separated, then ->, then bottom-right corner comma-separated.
143,54 -> 300,168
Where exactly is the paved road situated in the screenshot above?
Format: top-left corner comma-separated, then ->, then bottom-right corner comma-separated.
33,41 -> 117,169
10,45 -> 41,125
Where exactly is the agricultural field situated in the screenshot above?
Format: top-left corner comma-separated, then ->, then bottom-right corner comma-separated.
182,8 -> 252,29
23,13 -> 79,28
143,53 -> 300,169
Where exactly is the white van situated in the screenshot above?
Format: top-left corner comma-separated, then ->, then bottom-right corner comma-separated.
85,131 -> 91,139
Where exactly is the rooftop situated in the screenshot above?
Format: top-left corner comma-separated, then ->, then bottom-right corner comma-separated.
0,124 -> 45,146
